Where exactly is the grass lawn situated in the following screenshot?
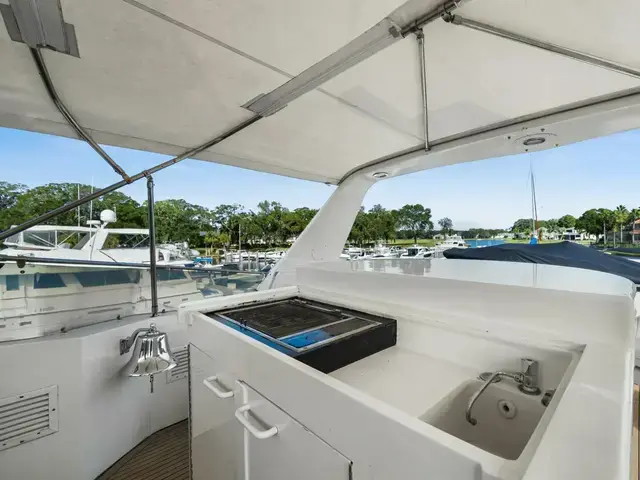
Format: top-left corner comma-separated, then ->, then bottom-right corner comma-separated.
609,250 -> 640,257
388,238 -> 437,247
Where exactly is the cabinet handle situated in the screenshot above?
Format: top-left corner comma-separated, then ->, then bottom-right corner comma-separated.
234,404 -> 278,439
203,376 -> 234,399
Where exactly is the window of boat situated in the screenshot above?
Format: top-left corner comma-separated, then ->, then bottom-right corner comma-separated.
33,273 -> 65,289
156,269 -> 187,281
5,275 -> 19,291
73,233 -> 92,249
73,270 -> 141,287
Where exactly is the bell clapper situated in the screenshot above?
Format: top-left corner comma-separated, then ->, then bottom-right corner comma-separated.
150,374 -> 154,394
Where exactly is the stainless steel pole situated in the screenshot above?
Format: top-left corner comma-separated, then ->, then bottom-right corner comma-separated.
147,175 -> 158,317
30,48 -> 131,182
442,14 -> 640,80
401,0 -> 471,37
0,115 -> 260,242
416,29 -> 430,150
238,222 -> 243,271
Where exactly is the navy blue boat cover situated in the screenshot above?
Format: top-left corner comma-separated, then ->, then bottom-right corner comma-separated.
443,241 -> 640,285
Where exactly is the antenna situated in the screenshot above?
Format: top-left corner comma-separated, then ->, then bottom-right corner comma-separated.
530,160 -> 539,238
77,184 -> 80,227
89,177 -> 94,223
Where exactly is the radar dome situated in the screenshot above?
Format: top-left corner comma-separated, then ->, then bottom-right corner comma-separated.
100,209 -> 117,224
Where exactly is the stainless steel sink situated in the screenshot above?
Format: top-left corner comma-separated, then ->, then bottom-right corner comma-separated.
421,380 -> 545,460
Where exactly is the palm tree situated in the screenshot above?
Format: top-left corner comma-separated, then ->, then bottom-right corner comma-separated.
614,205 -> 629,243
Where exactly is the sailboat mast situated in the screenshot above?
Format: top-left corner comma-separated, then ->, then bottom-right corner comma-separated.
530,166 -> 539,237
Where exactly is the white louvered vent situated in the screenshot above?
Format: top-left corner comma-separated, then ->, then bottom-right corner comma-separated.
0,385 -> 58,451
166,346 -> 189,383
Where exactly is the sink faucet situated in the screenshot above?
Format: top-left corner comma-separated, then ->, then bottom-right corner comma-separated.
465,358 -> 540,426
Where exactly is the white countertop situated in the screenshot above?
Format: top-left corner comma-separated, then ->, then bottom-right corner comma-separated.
185,259 -> 638,480
296,261 -> 637,480
330,346 -> 476,418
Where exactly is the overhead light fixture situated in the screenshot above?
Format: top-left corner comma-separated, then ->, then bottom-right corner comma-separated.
522,137 -> 546,146
1,0 -> 79,57
372,172 -> 389,179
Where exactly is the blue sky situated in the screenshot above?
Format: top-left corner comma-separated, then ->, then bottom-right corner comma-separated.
1,126 -> 639,229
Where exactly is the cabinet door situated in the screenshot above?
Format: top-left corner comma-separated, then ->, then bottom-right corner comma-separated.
237,383 -> 351,480
190,345 -> 243,480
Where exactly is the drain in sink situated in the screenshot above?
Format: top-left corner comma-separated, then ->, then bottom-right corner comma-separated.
497,399 -> 517,419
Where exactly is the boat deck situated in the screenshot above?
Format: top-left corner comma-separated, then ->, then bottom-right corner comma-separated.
95,389 -> 639,480
97,421 -> 188,480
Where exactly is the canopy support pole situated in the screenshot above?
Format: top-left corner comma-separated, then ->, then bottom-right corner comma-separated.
415,29 -> 430,150
30,48 -> 131,182
146,175 -> 158,317
0,115 -> 260,242
442,14 -> 640,80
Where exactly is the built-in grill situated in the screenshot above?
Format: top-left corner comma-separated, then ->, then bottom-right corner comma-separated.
207,298 -> 396,373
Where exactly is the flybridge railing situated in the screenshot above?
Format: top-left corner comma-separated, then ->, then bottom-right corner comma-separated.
0,253 -> 265,275
0,255 -> 266,342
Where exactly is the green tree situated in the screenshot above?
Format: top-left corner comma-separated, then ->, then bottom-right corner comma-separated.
1,183 -> 92,229
211,204 -> 244,247
0,182 -> 146,231
205,231 -> 230,250
614,205 -> 629,242
438,217 -> 453,235
93,191 -> 145,228
397,204 -> 433,244
348,207 -> 373,246
576,208 -> 615,238
545,218 -> 560,234
511,218 -> 534,234
368,204 -> 397,243
152,199 -> 210,247
0,182 -> 27,211
251,201 -> 291,246
284,207 -> 318,239
557,214 -> 577,229
0,182 -> 28,230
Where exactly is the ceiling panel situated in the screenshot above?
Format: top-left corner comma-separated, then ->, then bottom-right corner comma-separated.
423,20 -> 640,140
209,89 -> 422,182
315,16 -> 640,145
47,0 -> 286,147
1,0 -> 639,184
132,0 -> 410,76
458,0 -> 640,71
322,39 -> 424,141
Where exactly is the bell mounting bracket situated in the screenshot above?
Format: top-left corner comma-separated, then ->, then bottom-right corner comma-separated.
119,323 -> 158,355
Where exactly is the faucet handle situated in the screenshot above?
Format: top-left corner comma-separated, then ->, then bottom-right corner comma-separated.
519,358 -> 541,395
521,357 -> 538,375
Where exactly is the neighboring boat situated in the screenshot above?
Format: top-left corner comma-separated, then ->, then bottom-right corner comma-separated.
367,244 -> 402,259
265,250 -> 286,261
434,235 -> 469,252
401,245 -> 434,258
0,259 -> 224,342
1,210 -> 196,267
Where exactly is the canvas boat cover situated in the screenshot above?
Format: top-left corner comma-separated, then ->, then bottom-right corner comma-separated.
443,241 -> 640,285
1,0 -> 640,183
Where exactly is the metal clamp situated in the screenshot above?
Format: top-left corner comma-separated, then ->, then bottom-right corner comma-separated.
234,404 -> 278,439
203,376 -> 234,399
119,324 -> 156,355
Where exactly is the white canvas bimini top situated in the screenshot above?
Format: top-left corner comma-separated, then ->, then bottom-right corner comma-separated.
1,0 -> 639,183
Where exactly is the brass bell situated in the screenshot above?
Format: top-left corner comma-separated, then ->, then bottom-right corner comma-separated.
120,323 -> 177,393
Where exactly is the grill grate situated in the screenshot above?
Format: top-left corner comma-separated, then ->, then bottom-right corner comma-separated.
0,385 -> 58,451
166,346 -> 189,383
